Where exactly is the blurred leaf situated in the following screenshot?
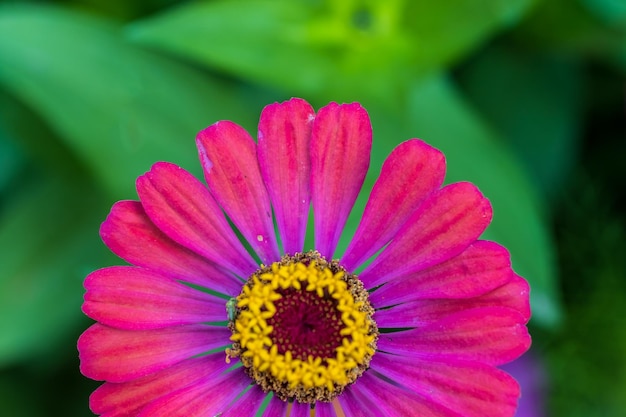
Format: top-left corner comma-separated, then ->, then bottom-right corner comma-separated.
405,74 -> 561,327
403,0 -> 537,70
0,176 -> 115,366
456,43 -> 584,200
516,0 -> 626,73
0,4 -> 258,199
128,0 -> 536,103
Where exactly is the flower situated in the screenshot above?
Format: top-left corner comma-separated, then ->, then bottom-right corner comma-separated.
78,98 -> 531,416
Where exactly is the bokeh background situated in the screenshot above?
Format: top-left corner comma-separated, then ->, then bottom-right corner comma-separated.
0,0 -> 624,415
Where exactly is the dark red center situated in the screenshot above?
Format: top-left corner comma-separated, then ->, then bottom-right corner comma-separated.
266,287 -> 344,360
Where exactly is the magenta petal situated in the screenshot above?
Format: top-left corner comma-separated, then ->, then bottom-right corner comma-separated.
315,401 -> 337,417
377,307 -> 530,366
375,275 -> 530,328
339,385 -> 382,417
90,353 -> 230,417
371,353 -> 520,417
258,98 -> 314,255
291,401 -> 312,417
100,200 -> 242,295
352,372 -> 460,416
370,240 -> 512,307
78,323 -> 230,383
136,162 -> 257,277
261,396 -> 288,417
360,182 -> 492,288
342,140 -> 446,271
221,385 -> 267,416
310,102 -> 372,258
83,266 -> 227,330
197,121 -> 280,264
137,368 -> 251,417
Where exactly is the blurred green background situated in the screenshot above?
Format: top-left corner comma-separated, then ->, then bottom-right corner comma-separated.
0,0 -> 624,415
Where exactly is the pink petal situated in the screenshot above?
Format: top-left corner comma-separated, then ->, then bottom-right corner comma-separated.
83,266 -> 228,330
197,121 -> 280,264
338,385 -> 382,417
136,162 -> 257,277
341,140 -> 446,271
352,372 -> 461,416
291,401 -> 312,417
100,200 -> 242,295
359,182 -> 492,288
310,102 -> 372,258
91,353 -> 230,417
78,323 -> 230,383
370,240 -> 512,308
262,396 -> 288,416
257,98 -> 315,255
371,353 -> 520,417
375,275 -> 530,328
137,368 -> 251,417
315,401 -> 338,417
377,307 -> 530,366
221,385 -> 267,416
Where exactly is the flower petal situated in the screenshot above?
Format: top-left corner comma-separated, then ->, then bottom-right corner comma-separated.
136,162 -> 257,277
291,401 -> 312,417
137,368 -> 251,417
338,385 -> 382,417
341,140 -> 445,271
370,240 -> 512,308
83,266 -> 227,330
78,323 -> 230,383
353,372 -> 461,416
257,98 -> 315,254
360,182 -> 492,288
371,353 -> 520,417
100,200 -> 242,295
221,385 -> 267,416
375,275 -> 530,328
377,307 -> 530,366
262,396 -> 288,417
90,353 -> 230,417
315,401 -> 338,417
197,121 -> 280,264
310,102 -> 372,258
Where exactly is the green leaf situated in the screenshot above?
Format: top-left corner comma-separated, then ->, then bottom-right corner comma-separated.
0,176 -> 115,366
0,4 -> 258,199
456,43 -> 584,201
128,0 -> 536,102
404,75 -> 561,327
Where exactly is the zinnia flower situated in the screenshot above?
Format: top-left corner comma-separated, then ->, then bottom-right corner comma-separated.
78,98 -> 531,416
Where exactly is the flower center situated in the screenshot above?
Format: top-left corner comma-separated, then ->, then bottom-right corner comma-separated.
227,251 -> 378,403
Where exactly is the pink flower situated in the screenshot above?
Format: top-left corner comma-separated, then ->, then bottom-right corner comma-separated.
78,98 -> 531,416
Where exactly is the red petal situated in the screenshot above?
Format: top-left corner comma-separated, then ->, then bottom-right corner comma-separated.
370,240 -> 513,307
83,266 -> 227,330
360,182 -> 492,288
137,368 -> 251,417
197,121 -> 280,264
136,162 -> 257,277
377,307 -> 530,366
342,140 -> 445,271
78,323 -> 230,383
375,275 -> 530,328
371,353 -> 520,417
310,102 -> 372,258
91,353 -> 230,416
100,200 -> 242,295
257,98 -> 315,255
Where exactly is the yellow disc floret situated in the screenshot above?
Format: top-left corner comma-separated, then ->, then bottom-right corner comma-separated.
227,251 -> 377,403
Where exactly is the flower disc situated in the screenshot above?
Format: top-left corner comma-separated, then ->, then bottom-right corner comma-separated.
228,251 -> 378,403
